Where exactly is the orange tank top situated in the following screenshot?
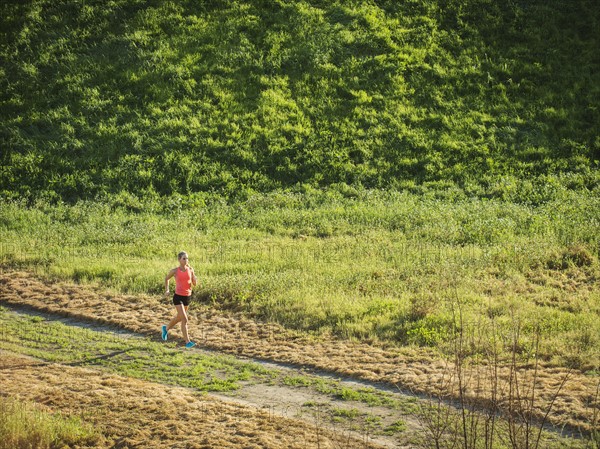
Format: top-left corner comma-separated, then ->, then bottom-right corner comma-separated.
174,267 -> 193,296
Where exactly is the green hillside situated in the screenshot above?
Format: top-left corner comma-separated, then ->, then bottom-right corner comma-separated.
1,0 -> 599,201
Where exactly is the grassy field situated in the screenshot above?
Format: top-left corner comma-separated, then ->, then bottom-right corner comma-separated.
1,188 -> 598,373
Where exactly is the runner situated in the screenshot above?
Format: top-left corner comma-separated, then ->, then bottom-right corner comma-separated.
162,251 -> 197,348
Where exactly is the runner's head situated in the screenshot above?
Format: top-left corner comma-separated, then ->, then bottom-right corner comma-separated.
178,251 -> 189,267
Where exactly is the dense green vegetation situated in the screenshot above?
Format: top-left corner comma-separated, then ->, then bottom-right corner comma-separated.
1,0 -> 599,200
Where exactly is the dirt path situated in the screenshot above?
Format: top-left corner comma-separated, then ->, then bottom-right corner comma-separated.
1,351 -> 389,449
0,271 -> 597,433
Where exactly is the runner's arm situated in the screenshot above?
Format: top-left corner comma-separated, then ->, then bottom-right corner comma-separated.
164,269 -> 176,294
190,267 -> 197,286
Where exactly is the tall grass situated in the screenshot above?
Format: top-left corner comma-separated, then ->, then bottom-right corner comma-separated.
1,187 -> 598,371
0,397 -> 100,449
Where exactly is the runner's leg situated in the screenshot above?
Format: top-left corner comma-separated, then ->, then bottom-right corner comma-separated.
167,313 -> 181,331
175,304 -> 191,343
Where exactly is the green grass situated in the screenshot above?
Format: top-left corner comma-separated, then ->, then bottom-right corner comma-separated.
384,420 -> 407,435
1,0 -> 598,200
0,307 -> 269,392
0,304 -> 415,414
1,188 -> 598,372
331,407 -> 360,420
285,373 -> 423,415
0,396 -> 101,449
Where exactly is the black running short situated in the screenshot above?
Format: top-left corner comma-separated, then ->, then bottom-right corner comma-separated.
173,294 -> 192,306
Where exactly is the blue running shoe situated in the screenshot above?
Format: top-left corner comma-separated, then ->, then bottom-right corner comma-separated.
185,341 -> 196,349
161,325 -> 168,341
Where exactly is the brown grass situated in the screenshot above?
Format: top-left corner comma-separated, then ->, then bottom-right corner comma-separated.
0,271 -> 598,433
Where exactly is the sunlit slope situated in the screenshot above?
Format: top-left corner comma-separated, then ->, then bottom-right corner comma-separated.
1,0 -> 598,200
